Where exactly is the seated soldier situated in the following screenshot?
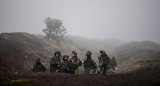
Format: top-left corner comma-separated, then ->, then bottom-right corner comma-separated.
50,51 -> 62,72
70,51 -> 82,74
59,55 -> 69,73
33,58 -> 46,72
68,51 -> 82,74
66,59 -> 77,74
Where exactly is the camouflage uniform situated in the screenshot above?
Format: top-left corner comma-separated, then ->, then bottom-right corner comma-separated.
33,58 -> 46,72
83,51 -> 97,74
59,55 -> 69,73
50,51 -> 62,72
66,60 -> 77,74
98,50 -> 111,74
70,51 -> 81,74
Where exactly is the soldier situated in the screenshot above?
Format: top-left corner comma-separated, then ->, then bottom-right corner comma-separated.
83,51 -> 97,74
50,51 -> 62,72
33,58 -> 46,72
65,59 -> 77,74
69,51 -> 81,74
59,55 -> 69,73
98,50 -> 111,75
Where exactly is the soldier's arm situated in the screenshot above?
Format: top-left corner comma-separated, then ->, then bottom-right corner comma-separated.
92,60 -> 97,66
98,57 -> 103,67
72,59 -> 79,66
50,58 -> 57,65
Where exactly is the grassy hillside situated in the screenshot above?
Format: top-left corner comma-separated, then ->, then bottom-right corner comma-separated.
0,32 -> 86,70
112,41 -> 160,56
112,41 -> 160,73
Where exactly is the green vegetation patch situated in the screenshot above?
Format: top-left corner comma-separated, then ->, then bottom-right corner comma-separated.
126,64 -> 142,73
9,79 -> 28,84
0,79 -> 28,85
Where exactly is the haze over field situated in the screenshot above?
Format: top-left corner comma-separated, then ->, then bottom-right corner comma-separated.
0,0 -> 160,43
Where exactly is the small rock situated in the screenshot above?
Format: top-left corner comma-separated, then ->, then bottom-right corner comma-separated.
14,72 -> 18,75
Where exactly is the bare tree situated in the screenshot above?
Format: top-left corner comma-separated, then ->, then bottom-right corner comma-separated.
42,17 -> 67,45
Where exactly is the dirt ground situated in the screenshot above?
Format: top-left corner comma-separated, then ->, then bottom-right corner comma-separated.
0,62 -> 160,86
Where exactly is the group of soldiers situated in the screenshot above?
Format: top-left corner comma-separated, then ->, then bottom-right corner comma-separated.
33,50 -> 115,74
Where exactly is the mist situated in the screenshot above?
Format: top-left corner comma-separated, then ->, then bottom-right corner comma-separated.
0,0 -> 160,43
1,1 -> 160,84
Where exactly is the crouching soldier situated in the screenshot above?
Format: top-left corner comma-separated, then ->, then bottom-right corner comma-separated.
70,51 -> 82,74
50,51 -> 62,72
33,58 -> 46,72
98,50 -> 111,75
83,51 -> 97,74
59,55 -> 69,73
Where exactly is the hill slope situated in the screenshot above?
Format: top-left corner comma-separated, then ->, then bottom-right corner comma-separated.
0,32 -> 160,86
66,35 -> 126,54
112,41 -> 160,73
0,32 -> 86,70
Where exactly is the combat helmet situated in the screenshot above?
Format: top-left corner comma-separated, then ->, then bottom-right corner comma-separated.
54,51 -> 62,57
62,55 -> 69,61
72,51 -> 77,58
100,50 -> 106,54
86,51 -> 92,57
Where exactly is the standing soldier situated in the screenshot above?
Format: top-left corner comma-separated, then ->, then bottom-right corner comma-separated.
50,51 -> 62,72
70,51 -> 81,74
98,50 -> 111,75
33,58 -> 46,72
83,51 -> 97,74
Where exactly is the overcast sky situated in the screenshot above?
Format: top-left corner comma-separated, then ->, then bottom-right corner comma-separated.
0,0 -> 160,43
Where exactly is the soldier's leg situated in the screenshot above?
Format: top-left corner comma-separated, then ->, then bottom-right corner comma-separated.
58,66 -> 64,73
92,66 -> 97,74
84,67 -> 90,74
50,70 -> 56,72
100,66 -> 103,74
84,67 -> 87,74
103,65 -> 107,75
69,69 -> 74,74
50,67 -> 56,72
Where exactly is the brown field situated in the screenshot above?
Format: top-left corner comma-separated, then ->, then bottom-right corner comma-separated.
0,61 -> 160,86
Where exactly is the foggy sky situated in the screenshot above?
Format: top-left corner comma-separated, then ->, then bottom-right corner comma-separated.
0,0 -> 160,43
